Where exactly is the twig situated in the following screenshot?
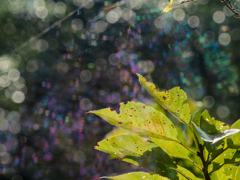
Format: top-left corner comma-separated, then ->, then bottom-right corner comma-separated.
221,0 -> 240,18
171,0 -> 196,8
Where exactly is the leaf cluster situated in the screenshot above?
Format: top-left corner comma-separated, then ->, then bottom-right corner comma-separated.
89,74 -> 240,180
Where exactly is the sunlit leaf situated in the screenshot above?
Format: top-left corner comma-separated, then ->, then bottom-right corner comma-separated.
137,74 -> 190,124
176,165 -> 202,180
208,148 -> 238,172
89,102 -> 178,140
191,111 -> 204,146
226,119 -> 240,148
162,0 -> 173,13
200,110 -> 231,134
95,134 -> 158,160
210,164 -> 240,180
162,5 -> 172,13
104,127 -> 134,139
151,137 -> 193,160
96,134 -> 178,178
101,171 -> 170,180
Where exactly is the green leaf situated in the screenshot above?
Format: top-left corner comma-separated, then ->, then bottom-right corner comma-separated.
150,138 -> 192,160
208,148 -> 239,173
95,133 -> 178,177
95,134 -> 158,160
137,74 -> 190,124
104,127 -> 134,139
101,171 -> 170,180
200,110 -> 231,134
191,111 -> 204,146
89,102 -> 178,140
210,164 -> 240,180
176,165 -> 202,180
226,119 -> 240,148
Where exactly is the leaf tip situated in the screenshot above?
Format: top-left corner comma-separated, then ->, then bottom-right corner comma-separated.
86,111 -> 93,114
136,73 -> 142,78
161,5 -> 172,13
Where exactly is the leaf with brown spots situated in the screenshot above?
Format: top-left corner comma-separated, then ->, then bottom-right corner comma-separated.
137,74 -> 190,124
89,102 -> 178,141
96,134 -> 178,177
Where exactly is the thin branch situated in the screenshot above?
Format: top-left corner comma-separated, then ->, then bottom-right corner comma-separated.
171,0 -> 196,8
221,0 -> 240,18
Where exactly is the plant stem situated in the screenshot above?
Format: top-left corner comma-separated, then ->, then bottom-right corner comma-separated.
198,144 -> 211,180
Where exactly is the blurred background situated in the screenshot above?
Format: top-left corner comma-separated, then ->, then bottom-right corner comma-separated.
0,0 -> 240,179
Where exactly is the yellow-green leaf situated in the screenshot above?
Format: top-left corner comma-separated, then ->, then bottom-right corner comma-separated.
95,134 -> 157,163
96,134 -> 178,177
151,137 -> 192,160
210,164 -> 239,180
162,0 -> 174,13
162,5 -> 172,13
208,148 -> 239,173
89,102 -> 178,140
102,171 -> 170,180
137,74 -> 190,124
176,165 -> 202,180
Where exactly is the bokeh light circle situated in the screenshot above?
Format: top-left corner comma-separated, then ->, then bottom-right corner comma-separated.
4,23 -> 16,35
36,6 -> 48,19
80,70 -> 92,82
0,57 -> 11,72
11,91 -> 25,103
173,9 -> 185,21
203,96 -> 215,108
109,92 -> 121,104
223,6 -> 234,17
217,106 -> 229,118
122,9 -> 136,22
106,10 -> 120,23
95,58 -> 107,71
1,153 -> 12,164
71,19 -> 83,31
136,60 -> 155,73
154,16 -> 166,29
109,53 -> 120,65
213,11 -> 225,24
54,2 -> 66,18
218,33 -> 231,45
8,69 -> 20,81
0,119 -> 8,131
26,60 -> 38,72
188,16 -> 200,28
88,31 -> 99,41
9,122 -> 21,134
95,21 -> 107,33
73,151 -> 86,164
80,98 -> 92,110
57,63 -> 69,74
107,67 -> 119,80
